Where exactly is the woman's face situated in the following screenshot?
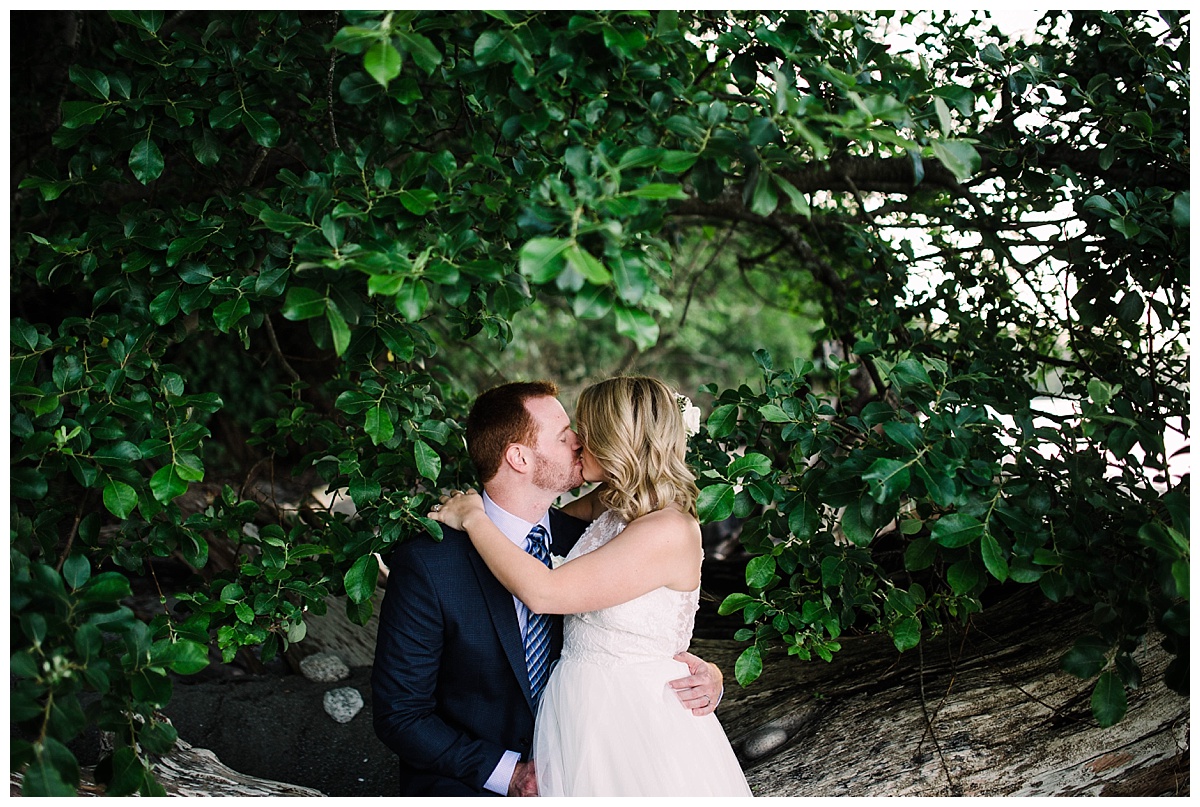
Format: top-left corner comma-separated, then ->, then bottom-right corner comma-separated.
580,443 -> 606,483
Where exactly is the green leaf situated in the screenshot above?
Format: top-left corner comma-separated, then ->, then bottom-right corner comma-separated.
933,96 -> 952,134
150,463 -> 188,504
717,592 -> 755,616
103,480 -> 139,519
759,404 -> 790,422
209,104 -> 242,129
192,127 -> 221,166
1171,559 -> 1189,599
474,29 -> 516,66
748,171 -> 778,216
69,65 -> 111,99
1087,378 -> 1120,408
612,256 -> 650,304
1172,191 -> 1189,227
326,302 -> 352,356
60,100 -> 109,128
617,145 -> 661,170
258,208 -> 310,234
212,296 -> 250,333
659,150 -> 698,173
414,439 -> 441,481
63,554 -> 91,589
697,483 -> 735,523
137,720 -> 179,756
564,244 -> 612,285
772,174 -> 811,217
21,758 -> 76,797
881,421 -> 923,452
1091,671 -> 1128,727
394,278 -> 430,321
349,476 -> 382,506
734,645 -> 763,686
840,498 -> 875,546
78,572 -> 133,602
904,535 -> 937,571
613,305 -> 659,351
1061,635 -> 1109,679
745,554 -> 777,589
242,110 -> 280,148
788,500 -> 819,539
891,615 -> 921,652
330,24 -> 382,54
104,746 -> 145,797
398,189 -> 437,215
396,31 -> 442,75
149,286 -> 181,325
931,139 -> 981,181
980,531 -> 1009,582
344,554 -> 379,604
863,457 -> 911,503
930,513 -> 984,548
281,287 -> 327,321
129,136 -> 164,184
364,41 -> 403,86
727,452 -> 772,479
151,639 -> 210,675
626,183 -> 687,200
947,559 -> 982,595
889,358 -> 934,389
519,237 -> 572,284
364,405 -> 394,445
706,403 -> 739,438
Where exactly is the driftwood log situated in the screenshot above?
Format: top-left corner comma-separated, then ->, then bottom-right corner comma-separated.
9,734 -> 323,797
701,589 -> 1188,797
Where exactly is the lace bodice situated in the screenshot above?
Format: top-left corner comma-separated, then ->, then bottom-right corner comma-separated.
560,510 -> 700,665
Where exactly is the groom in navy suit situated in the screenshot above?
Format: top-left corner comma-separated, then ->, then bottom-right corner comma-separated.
372,381 -> 724,796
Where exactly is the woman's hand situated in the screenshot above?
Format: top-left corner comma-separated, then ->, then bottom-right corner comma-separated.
427,489 -> 485,532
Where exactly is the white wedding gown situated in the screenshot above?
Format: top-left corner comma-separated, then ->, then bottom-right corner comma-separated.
533,510 -> 753,797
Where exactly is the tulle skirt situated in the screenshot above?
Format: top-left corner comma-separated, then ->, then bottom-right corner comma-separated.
532,656 -> 753,797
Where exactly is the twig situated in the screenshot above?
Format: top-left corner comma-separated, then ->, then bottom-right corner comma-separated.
327,12 -> 341,151
147,560 -> 173,620
263,314 -> 302,385
54,498 -> 87,572
680,223 -> 736,328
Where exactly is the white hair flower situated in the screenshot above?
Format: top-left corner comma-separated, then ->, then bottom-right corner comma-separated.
676,394 -> 702,437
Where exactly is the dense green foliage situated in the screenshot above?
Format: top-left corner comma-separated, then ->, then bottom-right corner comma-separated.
11,10 -> 1188,794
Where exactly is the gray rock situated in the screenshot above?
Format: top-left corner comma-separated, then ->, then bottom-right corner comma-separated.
323,687 -> 364,724
299,652 -> 350,683
742,726 -> 790,760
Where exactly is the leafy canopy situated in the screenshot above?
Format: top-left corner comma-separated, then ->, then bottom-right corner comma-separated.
10,10 -> 1188,794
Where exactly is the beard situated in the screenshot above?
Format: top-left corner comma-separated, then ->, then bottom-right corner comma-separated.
531,449 -> 584,493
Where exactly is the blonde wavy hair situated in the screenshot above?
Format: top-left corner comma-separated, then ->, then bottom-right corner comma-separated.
575,376 -> 699,522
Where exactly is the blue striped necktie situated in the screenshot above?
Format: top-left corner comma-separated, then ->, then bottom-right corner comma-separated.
523,525 -> 553,704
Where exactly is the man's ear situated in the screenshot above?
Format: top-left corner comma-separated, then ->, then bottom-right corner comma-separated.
503,443 -> 529,475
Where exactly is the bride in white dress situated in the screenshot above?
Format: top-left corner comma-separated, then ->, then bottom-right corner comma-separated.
431,376 -> 751,797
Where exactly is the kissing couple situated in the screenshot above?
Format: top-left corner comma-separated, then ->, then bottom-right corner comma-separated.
372,377 -> 752,797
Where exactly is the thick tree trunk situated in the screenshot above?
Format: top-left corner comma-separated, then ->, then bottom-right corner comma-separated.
696,590 -> 1189,797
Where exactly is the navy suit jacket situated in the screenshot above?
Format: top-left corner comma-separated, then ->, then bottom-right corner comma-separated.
371,507 -> 588,796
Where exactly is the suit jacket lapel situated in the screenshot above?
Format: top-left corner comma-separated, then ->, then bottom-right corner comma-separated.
465,510 -> 590,712
466,540 -> 536,708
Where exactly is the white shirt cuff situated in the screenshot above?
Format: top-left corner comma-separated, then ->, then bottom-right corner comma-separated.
485,749 -> 521,795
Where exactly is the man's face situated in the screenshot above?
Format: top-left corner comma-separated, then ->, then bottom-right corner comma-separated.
524,396 -> 584,493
